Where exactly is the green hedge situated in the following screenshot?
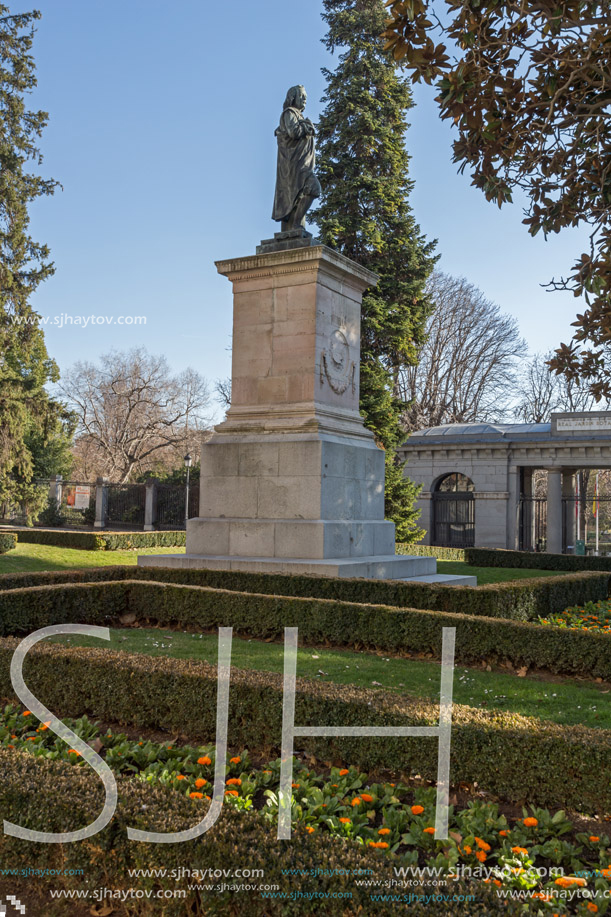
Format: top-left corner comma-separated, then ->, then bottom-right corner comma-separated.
4,529 -> 186,551
465,546 -> 611,572
1,578 -> 609,680
397,543 -> 467,561
0,563 -> 608,622
399,543 -> 611,571
0,533 -> 17,555
0,638 -> 608,815
0,751 -> 514,917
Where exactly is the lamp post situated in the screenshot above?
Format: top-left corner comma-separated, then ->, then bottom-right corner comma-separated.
184,453 -> 192,529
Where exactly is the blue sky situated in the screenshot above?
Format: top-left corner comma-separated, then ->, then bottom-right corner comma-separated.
27,0 -> 589,418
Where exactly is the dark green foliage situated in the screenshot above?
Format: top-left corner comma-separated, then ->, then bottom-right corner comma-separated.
0,639 -> 607,814
1,576 -> 610,679
466,547 -> 611,573
0,533 -> 16,554
313,0 -> 437,540
0,560 -> 607,619
3,528 -> 186,550
0,752 -> 516,917
0,6 -> 62,518
398,543 -> 467,561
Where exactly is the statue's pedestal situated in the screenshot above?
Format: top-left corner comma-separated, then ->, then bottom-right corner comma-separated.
139,245 -> 475,585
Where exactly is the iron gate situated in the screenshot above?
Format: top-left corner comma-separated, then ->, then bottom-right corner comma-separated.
432,492 -> 475,547
518,497 -> 548,552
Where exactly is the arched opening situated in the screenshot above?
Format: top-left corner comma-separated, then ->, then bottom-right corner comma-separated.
432,473 -> 475,547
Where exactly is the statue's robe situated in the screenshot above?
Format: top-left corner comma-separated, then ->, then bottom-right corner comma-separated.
272,107 -> 317,223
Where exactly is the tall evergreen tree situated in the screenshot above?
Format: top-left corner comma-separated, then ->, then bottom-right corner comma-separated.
0,6 -> 61,519
313,0 -> 437,542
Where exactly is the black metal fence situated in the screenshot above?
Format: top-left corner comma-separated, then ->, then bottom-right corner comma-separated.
106,484 -> 146,528
56,481 -> 95,528
431,492 -> 475,547
156,483 -> 199,529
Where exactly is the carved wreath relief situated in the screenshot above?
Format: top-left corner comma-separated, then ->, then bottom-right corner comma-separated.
320,328 -> 356,396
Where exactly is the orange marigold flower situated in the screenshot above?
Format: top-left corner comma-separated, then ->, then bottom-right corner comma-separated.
361,793 -> 373,803
475,837 -> 491,852
195,778 -> 207,789
462,845 -> 472,855
305,826 -> 315,834
22,711 -> 31,717
176,775 -> 186,781
589,836 -> 600,843
225,790 -> 238,797
523,817 -> 538,827
511,847 -> 528,856
351,797 -> 362,807
7,744 -> 14,750
411,805 -> 424,815
198,756 -> 212,766
376,842 -> 389,849
230,756 -> 241,764
291,783 -> 300,789
67,749 -> 81,756
475,850 -> 487,863
339,818 -> 351,824
499,830 -> 508,837
40,723 -> 50,731
587,904 -> 598,914
226,778 -> 242,786
493,880 -> 502,888
423,827 -> 436,835
378,828 -> 391,835
339,769 -> 349,776
189,792 -> 204,799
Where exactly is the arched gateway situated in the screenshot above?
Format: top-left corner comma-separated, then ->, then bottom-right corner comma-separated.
398,412 -> 611,554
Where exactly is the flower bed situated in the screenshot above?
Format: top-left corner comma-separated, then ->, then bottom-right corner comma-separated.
1,706 -> 608,915
0,637 -> 609,815
541,601 -> 611,634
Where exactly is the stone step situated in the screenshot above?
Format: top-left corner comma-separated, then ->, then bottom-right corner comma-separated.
394,573 -> 477,587
138,552 -> 439,580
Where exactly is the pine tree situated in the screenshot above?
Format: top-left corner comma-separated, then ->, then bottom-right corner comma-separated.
313,0 -> 437,542
0,6 -> 60,519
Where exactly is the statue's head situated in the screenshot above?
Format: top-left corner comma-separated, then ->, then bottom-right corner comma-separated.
283,85 -> 307,112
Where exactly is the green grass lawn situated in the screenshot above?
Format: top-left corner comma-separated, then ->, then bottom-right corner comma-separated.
0,542 -> 568,585
0,543 -> 182,573
436,560 -> 564,584
49,626 -> 611,730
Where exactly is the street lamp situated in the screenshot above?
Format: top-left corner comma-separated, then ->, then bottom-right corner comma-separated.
184,453 -> 192,529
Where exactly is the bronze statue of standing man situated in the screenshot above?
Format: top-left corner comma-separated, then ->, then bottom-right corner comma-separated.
272,86 -> 321,233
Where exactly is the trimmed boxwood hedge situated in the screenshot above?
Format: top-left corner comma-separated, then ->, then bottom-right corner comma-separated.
0,638 -> 608,815
1,578 -> 609,680
3,529 -> 186,551
0,751 -> 515,917
397,543 -> 467,561
398,543 -> 611,571
1,563 -> 607,622
465,546 -> 611,572
0,533 -> 16,555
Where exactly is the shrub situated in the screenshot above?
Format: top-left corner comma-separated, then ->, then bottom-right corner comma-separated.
0,562 -> 608,621
465,547 -> 611,572
0,533 -> 17,555
2,578 -> 608,679
1,529 -> 186,551
0,639 -> 607,815
397,543 -> 467,562
0,751 -> 514,917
